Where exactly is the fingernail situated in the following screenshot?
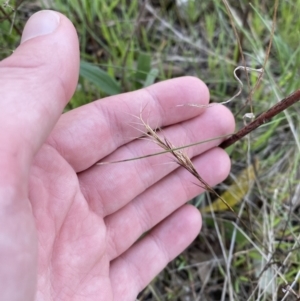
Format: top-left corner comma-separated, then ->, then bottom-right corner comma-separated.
21,10 -> 60,44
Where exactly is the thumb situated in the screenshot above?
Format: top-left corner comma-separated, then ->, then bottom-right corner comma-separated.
0,11 -> 79,301
0,10 -> 79,183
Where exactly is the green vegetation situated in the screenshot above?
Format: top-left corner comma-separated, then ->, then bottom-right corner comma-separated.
1,0 -> 300,300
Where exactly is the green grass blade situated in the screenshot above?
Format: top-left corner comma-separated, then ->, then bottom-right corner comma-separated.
80,60 -> 121,95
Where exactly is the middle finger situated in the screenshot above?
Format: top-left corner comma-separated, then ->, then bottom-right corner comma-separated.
78,105 -> 234,217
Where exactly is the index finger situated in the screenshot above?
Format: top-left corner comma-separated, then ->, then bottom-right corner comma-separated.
47,76 -> 210,172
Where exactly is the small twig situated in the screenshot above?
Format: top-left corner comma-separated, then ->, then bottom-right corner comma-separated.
220,88 -> 300,149
98,88 -> 300,165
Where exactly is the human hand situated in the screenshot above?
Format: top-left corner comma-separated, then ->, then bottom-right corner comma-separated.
0,11 -> 235,301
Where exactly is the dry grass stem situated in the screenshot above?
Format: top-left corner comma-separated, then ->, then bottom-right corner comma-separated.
96,133 -> 232,165
220,88 -> 300,149
139,115 -> 239,216
177,66 -> 263,109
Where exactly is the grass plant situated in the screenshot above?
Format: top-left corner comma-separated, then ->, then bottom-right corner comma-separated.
1,0 -> 300,300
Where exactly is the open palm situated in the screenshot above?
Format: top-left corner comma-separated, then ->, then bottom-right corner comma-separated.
0,11 -> 234,301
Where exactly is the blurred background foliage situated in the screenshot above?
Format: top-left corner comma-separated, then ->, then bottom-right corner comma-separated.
1,0 -> 300,300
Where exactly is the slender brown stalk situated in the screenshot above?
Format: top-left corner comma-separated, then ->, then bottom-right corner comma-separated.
98,88 -> 300,165
220,88 -> 300,149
